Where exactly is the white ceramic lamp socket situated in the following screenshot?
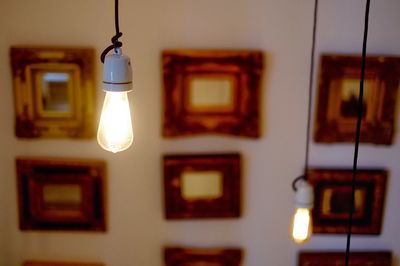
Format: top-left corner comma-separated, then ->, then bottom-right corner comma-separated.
102,47 -> 133,92
295,180 -> 314,209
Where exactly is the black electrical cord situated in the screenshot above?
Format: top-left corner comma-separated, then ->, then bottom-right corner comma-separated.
292,0 -> 318,192
101,0 -> 123,63
303,0 -> 318,178
344,0 -> 371,265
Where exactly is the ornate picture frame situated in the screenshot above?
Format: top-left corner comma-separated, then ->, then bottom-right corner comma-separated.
314,54 -> 400,145
162,50 -> 263,138
308,168 -> 387,234
298,251 -> 392,266
11,46 -> 96,138
163,153 -> 241,219
16,157 -> 106,231
164,247 -> 242,266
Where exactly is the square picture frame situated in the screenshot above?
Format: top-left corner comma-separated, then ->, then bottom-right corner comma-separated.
164,247 -> 242,266
162,50 -> 263,138
314,54 -> 400,145
16,157 -> 106,231
163,153 -> 241,219
308,168 -> 387,234
11,46 -> 96,138
298,251 -> 391,266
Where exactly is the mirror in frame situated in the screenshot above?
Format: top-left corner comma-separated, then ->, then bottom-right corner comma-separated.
11,46 -> 96,138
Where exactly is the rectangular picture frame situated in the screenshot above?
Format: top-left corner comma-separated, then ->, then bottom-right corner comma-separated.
298,251 -> 392,266
164,247 -> 242,266
11,46 -> 96,139
163,153 -> 241,219
314,54 -> 400,145
16,157 -> 106,231
308,168 -> 387,234
162,50 -> 263,138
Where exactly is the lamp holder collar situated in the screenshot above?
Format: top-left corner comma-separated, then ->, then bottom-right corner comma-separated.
102,48 -> 133,92
295,180 -> 313,209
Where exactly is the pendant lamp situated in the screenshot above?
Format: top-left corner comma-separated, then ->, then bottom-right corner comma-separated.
290,0 -> 318,244
98,0 -> 134,153
291,1 -> 372,266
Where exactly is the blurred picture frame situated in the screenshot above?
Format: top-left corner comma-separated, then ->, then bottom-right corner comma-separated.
164,247 -> 242,266
162,50 -> 263,138
23,262 -> 103,266
10,46 -> 96,138
163,153 -> 241,219
298,251 -> 392,266
16,157 -> 106,231
308,168 -> 387,234
314,54 -> 400,145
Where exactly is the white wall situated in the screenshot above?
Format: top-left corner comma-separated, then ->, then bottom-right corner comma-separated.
0,0 -> 399,265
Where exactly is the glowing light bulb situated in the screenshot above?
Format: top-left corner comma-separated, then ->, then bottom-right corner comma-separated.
291,180 -> 313,244
291,207 -> 312,243
97,91 -> 133,153
97,47 -> 133,153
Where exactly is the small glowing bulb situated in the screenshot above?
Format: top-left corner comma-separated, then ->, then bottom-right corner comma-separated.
97,91 -> 133,153
291,179 -> 313,244
291,207 -> 312,243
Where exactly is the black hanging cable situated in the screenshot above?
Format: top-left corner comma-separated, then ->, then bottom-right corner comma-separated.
344,0 -> 371,265
292,0 -> 318,192
101,0 -> 123,63
303,0 -> 318,178
115,0 -> 120,34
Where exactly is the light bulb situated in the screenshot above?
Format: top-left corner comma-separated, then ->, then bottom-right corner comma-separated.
291,179 -> 313,244
291,207 -> 312,243
98,47 -> 133,153
97,91 -> 133,153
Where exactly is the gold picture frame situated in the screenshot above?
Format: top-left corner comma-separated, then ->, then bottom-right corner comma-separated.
11,46 -> 96,138
16,157 -> 107,231
298,251 -> 391,266
162,50 -> 264,138
163,153 -> 241,219
314,54 -> 400,145
308,168 -> 387,235
164,247 -> 243,266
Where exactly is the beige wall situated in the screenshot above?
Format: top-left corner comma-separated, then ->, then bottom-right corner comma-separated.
1,0 -> 400,265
